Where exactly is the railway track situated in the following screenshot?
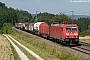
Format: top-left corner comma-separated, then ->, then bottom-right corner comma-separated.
80,41 -> 90,47
67,41 -> 90,58
70,46 -> 90,55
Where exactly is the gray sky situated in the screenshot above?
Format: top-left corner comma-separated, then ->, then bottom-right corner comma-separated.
1,0 -> 90,15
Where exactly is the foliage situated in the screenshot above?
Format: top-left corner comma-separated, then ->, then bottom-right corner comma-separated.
72,18 -> 90,36
34,12 -> 69,24
0,2 -> 32,29
80,24 -> 90,36
54,13 -> 68,23
1,23 -> 12,34
16,9 -> 32,23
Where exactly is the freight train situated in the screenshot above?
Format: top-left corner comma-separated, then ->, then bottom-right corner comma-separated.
15,22 -> 79,45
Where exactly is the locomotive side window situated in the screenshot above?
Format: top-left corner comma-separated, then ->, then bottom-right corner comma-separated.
66,26 -> 77,31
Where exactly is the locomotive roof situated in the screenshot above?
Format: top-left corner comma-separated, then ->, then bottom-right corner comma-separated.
51,23 -> 77,27
51,24 -> 62,26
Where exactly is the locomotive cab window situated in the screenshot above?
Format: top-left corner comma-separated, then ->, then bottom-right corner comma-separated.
66,26 -> 77,31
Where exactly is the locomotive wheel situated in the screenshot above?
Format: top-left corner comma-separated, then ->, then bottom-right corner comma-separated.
61,41 -> 64,45
47,36 -> 49,39
66,42 -> 70,46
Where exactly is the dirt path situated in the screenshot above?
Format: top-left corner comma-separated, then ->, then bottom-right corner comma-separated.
3,34 -> 29,60
8,35 -> 44,60
0,35 -> 14,60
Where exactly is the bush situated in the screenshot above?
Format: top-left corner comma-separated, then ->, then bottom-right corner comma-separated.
0,23 -> 13,34
80,29 -> 90,37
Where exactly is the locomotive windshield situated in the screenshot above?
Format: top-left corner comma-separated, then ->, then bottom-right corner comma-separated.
66,26 -> 77,31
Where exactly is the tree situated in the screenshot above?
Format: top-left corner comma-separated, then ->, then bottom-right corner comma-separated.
34,12 -> 68,24
0,2 -> 32,29
1,23 -> 12,34
55,13 -> 68,23
35,12 -> 55,24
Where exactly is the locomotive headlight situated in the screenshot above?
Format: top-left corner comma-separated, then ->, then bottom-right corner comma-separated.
74,34 -> 78,35
66,33 -> 69,35
66,33 -> 69,38
74,34 -> 78,38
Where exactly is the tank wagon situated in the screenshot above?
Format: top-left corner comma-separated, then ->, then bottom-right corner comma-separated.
15,22 -> 79,45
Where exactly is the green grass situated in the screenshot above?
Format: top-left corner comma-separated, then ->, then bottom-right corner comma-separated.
81,39 -> 90,43
10,29 -> 90,60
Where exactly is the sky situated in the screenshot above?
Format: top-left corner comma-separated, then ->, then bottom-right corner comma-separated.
0,0 -> 90,15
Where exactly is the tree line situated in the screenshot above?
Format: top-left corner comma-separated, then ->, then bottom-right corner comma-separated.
0,2 -> 32,28
0,2 -> 90,36
0,2 -> 32,34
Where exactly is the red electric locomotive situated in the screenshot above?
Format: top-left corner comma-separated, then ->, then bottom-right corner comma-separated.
50,23 -> 79,45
